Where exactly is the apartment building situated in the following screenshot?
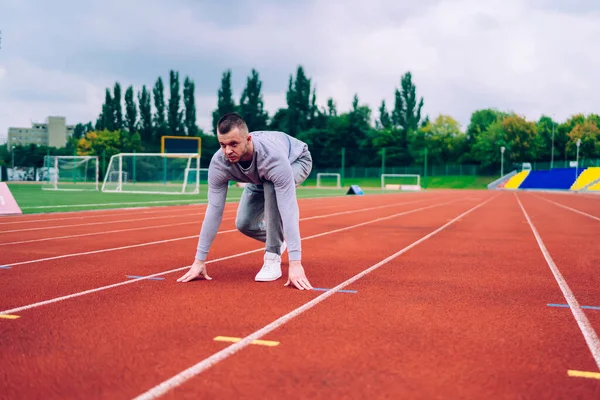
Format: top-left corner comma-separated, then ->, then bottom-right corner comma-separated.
7,116 -> 74,148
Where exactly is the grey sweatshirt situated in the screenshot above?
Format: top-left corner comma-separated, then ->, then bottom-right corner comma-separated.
195,131 -> 309,262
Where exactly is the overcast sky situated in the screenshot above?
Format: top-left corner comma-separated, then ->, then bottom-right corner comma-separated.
1,0 -> 599,142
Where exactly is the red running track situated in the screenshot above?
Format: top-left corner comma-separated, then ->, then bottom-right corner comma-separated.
0,190 -> 598,399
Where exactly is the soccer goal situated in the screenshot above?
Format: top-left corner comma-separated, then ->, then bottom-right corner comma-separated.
381,174 -> 422,191
41,155 -> 99,191
316,173 -> 341,188
101,153 -> 201,194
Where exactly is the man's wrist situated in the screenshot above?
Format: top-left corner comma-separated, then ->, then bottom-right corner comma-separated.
289,260 -> 302,267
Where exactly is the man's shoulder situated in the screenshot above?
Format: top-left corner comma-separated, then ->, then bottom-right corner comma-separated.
251,130 -> 307,149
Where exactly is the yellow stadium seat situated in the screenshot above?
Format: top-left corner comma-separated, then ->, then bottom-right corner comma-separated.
571,167 -> 600,191
503,170 -> 529,189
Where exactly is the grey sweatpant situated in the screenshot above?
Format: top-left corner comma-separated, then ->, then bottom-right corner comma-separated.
235,150 -> 312,255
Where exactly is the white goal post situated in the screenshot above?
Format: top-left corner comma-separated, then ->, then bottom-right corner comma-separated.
101,153 -> 201,194
316,173 -> 341,188
381,174 -> 422,191
41,155 -> 99,191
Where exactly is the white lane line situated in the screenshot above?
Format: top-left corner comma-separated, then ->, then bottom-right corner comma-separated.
0,205 -> 211,226
0,203 -> 350,246
0,210 -> 216,234
0,196 -> 466,316
1,197 -> 447,263
0,220 -> 227,247
533,194 -> 600,222
15,189 -> 353,211
131,195 -> 498,400
20,198 -> 219,209
516,193 -> 600,370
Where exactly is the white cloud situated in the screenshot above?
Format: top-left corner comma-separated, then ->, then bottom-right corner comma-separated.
1,0 -> 599,142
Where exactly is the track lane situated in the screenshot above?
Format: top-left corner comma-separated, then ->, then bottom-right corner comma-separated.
159,191 -> 599,399
531,193 -> 600,220
0,192 -> 483,399
0,194 -> 458,310
0,194 -> 445,266
0,191 -> 435,242
0,194 -> 415,262
517,192 -> 600,353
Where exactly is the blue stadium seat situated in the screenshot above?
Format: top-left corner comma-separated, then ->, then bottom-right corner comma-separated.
519,168 -> 584,190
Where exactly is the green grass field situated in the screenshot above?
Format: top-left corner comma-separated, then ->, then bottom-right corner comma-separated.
5,175 -> 494,214
303,175 -> 495,190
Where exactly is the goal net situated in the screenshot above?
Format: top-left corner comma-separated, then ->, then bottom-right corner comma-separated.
101,153 -> 201,194
41,156 -> 99,191
381,174 -> 422,191
316,173 -> 341,188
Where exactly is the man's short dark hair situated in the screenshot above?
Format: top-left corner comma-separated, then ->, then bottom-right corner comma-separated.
217,113 -> 248,135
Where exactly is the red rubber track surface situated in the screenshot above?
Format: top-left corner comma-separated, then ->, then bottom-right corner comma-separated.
530,192 -> 600,218
1,190 -> 598,399
0,193 -> 450,308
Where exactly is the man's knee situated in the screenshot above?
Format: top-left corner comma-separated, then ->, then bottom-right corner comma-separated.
236,213 -> 259,235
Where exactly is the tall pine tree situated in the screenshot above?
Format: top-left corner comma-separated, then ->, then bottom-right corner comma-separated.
285,66 -> 313,137
212,70 -> 237,134
138,85 -> 153,145
183,76 -> 199,136
113,82 -> 123,130
239,69 -> 269,131
168,70 -> 183,136
377,100 -> 392,130
124,85 -> 137,134
153,77 -> 168,143
101,89 -> 114,131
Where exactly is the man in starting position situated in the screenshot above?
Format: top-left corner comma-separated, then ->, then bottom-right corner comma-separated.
177,112 -> 313,290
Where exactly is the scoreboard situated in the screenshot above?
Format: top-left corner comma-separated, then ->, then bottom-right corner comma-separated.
161,136 -> 201,154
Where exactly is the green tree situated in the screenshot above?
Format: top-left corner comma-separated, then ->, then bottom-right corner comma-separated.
212,70 -> 237,134
183,76 -> 199,136
556,114 -> 585,163
464,108 -> 508,162
120,130 -> 143,153
239,69 -> 269,131
113,82 -> 123,130
268,108 -> 288,132
138,85 -> 153,145
377,100 -> 392,130
168,70 -> 184,136
77,130 -> 122,160
534,115 -> 558,163
326,98 -> 337,117
566,118 -> 600,160
286,66 -> 314,136
413,115 -> 465,166
73,123 -> 86,140
99,89 -> 114,132
391,72 -> 423,133
472,114 -> 537,172
124,85 -> 138,135
153,77 -> 168,143
138,85 -> 153,146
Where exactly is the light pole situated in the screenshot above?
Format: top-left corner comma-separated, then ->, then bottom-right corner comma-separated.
550,121 -> 555,169
501,146 -> 505,177
11,145 -> 15,170
575,138 -> 581,189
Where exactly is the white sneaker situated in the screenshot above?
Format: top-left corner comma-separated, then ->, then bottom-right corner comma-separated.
255,252 -> 282,282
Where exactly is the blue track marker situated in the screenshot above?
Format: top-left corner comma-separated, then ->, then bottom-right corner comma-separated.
547,303 -> 600,311
0,266 -> 10,269
312,287 -> 357,293
126,275 -> 164,281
